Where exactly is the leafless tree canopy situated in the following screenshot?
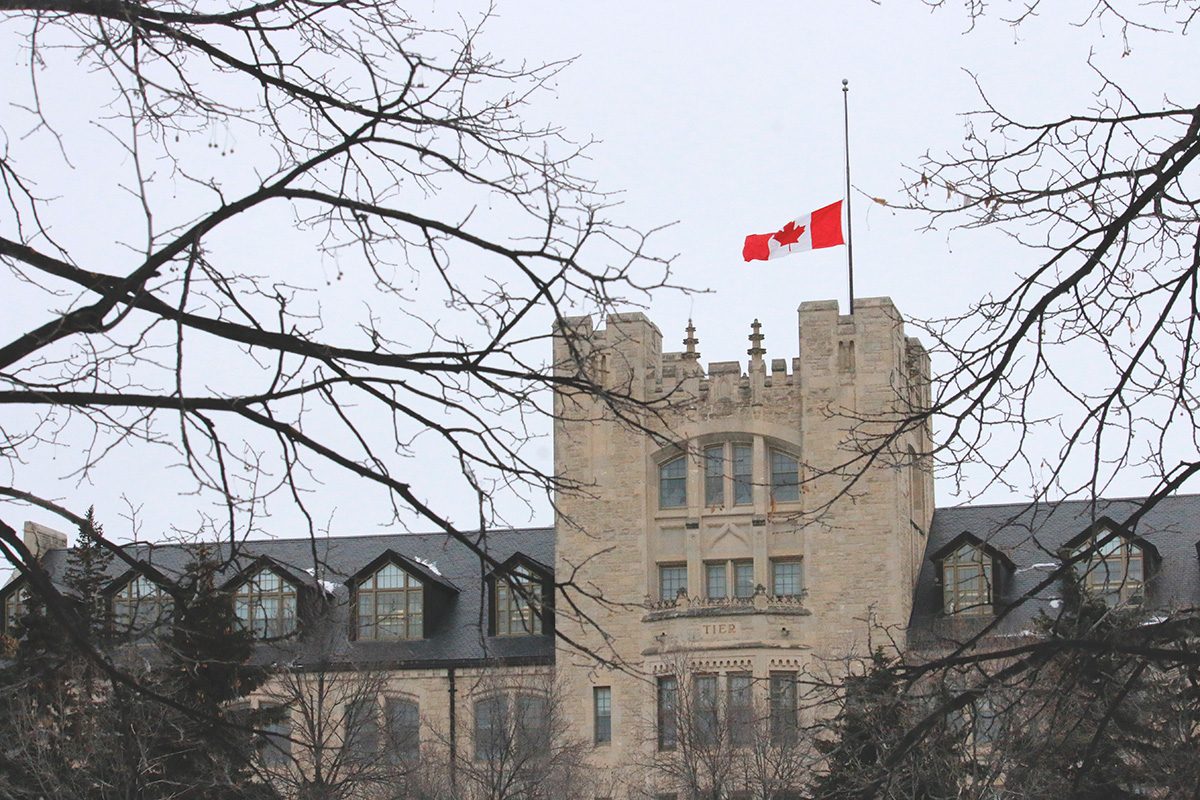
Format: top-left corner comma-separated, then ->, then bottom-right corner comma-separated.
824,3 -> 1200,794
0,0 -> 674,564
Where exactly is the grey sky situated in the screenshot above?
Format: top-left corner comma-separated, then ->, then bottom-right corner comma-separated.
1,0 -> 1195,573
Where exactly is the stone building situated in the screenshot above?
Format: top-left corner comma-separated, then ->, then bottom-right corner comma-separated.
3,297 -> 1194,797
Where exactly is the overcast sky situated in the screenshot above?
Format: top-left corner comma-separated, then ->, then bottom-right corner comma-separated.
2,0 -> 1197,568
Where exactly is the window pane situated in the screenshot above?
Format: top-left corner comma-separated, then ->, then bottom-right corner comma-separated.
659,457 -> 687,508
771,450 -> 800,503
772,560 -> 803,597
594,687 -> 612,745
515,694 -> 549,756
495,571 -> 540,636
659,565 -> 687,602
943,545 -> 992,616
694,675 -> 719,746
734,561 -> 755,598
657,677 -> 677,751
261,706 -> 292,766
347,699 -> 379,755
770,673 -> 798,744
386,698 -> 420,762
728,673 -> 753,746
733,444 -> 753,505
474,696 -> 506,761
704,445 -> 724,506
705,563 -> 727,599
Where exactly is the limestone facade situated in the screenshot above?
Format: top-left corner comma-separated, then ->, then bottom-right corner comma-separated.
552,297 -> 933,777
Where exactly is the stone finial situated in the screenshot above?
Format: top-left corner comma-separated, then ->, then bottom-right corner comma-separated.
747,318 -> 766,370
682,319 -> 700,361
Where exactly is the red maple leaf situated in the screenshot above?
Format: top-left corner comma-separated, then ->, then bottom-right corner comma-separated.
773,221 -> 806,246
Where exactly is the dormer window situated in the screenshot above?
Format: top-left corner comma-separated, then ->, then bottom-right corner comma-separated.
942,543 -> 992,617
659,456 -> 687,508
233,568 -> 297,639
3,584 -> 28,637
1082,535 -> 1144,603
112,575 -> 171,635
495,564 -> 541,636
355,562 -> 423,640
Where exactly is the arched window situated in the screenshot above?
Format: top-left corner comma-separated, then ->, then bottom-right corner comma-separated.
233,568 -> 297,639
112,575 -> 171,635
1083,536 -> 1143,603
770,449 -> 800,503
495,564 -> 542,635
474,693 -> 549,761
659,456 -> 687,508
355,562 -> 423,640
2,584 -> 28,637
385,697 -> 420,762
942,544 -> 992,616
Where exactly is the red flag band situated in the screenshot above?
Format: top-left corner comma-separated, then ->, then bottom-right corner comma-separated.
742,200 -> 845,262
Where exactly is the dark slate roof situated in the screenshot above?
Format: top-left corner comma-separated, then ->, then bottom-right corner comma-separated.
910,494 -> 1200,645
6,527 -> 555,669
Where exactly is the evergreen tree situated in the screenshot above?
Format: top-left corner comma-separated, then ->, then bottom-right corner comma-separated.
62,506 -> 114,643
811,648 -> 964,800
996,558 -> 1153,800
148,545 -> 272,798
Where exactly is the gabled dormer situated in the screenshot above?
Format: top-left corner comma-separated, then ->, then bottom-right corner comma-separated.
221,555 -> 319,640
485,553 -> 553,637
930,532 -> 1016,617
104,570 -> 173,638
1064,517 -> 1160,604
347,550 -> 458,641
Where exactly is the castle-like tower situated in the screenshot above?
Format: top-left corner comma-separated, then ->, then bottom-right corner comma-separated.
552,297 -> 933,776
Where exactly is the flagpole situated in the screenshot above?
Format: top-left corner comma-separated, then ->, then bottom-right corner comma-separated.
842,78 -> 855,316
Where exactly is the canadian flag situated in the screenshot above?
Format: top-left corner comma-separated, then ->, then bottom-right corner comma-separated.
742,200 -> 845,262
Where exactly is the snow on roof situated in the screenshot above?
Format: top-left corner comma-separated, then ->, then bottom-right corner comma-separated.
413,556 -> 442,576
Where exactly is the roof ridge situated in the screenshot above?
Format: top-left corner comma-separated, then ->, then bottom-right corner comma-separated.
934,492 -> 1200,513
105,526 -> 555,550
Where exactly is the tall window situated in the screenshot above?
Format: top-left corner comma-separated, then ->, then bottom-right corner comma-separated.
657,676 -> 678,751
1083,535 -> 1144,603
474,693 -> 548,761
728,673 -> 753,746
704,445 -> 724,506
346,698 -> 380,755
112,575 -> 170,635
771,559 -> 803,598
474,695 -> 505,761
495,564 -> 542,635
694,674 -> 719,746
659,456 -> 687,509
769,672 -> 798,744
942,544 -> 992,616
259,706 -> 292,767
3,585 -> 28,637
356,562 -> 423,640
659,564 -> 687,602
385,697 -> 420,762
593,686 -> 612,745
732,444 -> 753,506
233,568 -> 297,639
770,450 -> 800,503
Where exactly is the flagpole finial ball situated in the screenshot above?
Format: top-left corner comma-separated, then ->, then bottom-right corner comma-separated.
842,78 -> 848,88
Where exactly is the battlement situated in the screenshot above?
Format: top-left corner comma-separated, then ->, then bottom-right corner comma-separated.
554,297 -> 928,414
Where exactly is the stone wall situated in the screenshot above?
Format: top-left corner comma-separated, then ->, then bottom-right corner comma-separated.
552,297 -> 933,781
